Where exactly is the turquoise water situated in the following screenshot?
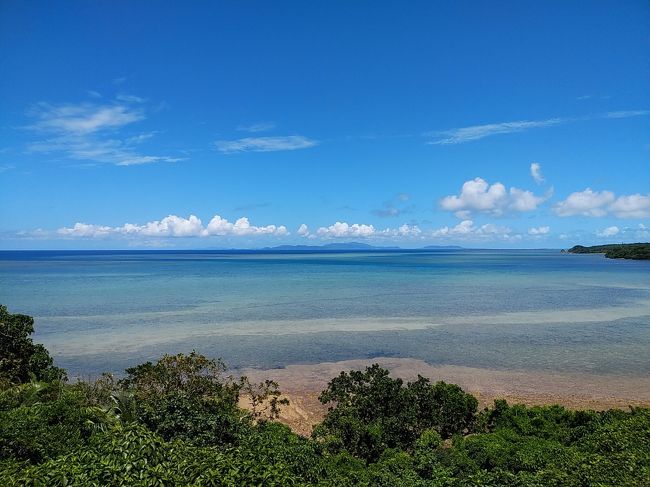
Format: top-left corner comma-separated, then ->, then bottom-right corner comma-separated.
1,249 -> 649,377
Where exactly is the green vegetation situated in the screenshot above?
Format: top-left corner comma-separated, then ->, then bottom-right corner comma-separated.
0,305 -> 65,387
313,365 -> 478,461
567,243 -> 650,260
1,305 -> 649,485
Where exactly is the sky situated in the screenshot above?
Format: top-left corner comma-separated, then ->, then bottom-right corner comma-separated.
0,0 -> 648,249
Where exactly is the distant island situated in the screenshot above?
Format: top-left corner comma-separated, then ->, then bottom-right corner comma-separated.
421,244 -> 464,250
566,243 -> 650,260
265,242 -> 400,251
264,242 -> 463,251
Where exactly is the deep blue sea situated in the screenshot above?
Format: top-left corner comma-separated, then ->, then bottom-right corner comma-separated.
1,249 -> 649,378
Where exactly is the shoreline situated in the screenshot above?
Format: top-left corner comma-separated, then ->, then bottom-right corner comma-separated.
240,357 -> 650,436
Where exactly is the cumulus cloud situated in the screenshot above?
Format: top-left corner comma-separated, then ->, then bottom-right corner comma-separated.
597,226 -> 620,237
440,177 -> 549,217
125,215 -> 205,237
312,221 -> 423,239
206,216 -> 287,236
608,194 -> 650,219
377,224 -> 422,238
297,224 -> 310,236
56,214 -> 288,239
554,189 -> 650,218
554,189 -> 615,217
396,224 -> 421,237
26,97 -> 180,166
215,136 -> 318,154
316,222 -> 376,238
431,220 -> 513,239
528,226 -> 550,235
57,223 -> 113,238
530,162 -> 544,184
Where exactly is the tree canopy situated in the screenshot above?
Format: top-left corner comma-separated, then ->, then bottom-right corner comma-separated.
567,243 -> 650,260
0,305 -> 65,386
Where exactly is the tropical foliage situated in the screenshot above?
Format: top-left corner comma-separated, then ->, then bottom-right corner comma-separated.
0,304 -> 65,387
1,305 -> 648,485
567,243 -> 650,260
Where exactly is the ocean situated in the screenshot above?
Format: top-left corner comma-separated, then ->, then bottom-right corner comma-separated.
1,249 -> 649,378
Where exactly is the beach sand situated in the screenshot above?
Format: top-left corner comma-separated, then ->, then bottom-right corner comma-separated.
239,357 -> 650,436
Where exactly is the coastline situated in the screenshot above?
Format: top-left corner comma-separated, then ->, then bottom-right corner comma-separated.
240,357 -> 650,436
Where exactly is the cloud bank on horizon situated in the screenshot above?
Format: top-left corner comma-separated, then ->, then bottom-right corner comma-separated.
15,160 -> 649,247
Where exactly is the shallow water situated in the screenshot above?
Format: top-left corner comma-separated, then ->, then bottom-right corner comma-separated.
1,249 -> 649,377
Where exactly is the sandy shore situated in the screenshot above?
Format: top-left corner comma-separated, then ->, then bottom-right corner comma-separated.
239,357 -> 650,436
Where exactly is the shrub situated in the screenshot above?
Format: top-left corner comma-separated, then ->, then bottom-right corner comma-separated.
0,305 -> 65,387
314,364 -> 478,461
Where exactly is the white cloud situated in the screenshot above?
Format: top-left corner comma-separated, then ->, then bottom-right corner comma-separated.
26,98 -> 179,166
312,221 -> 423,240
597,226 -> 620,237
429,118 -> 563,144
554,189 -> 650,218
376,224 -> 422,238
215,136 -> 318,154
396,224 -> 421,237
56,214 -> 288,239
608,194 -> 650,219
316,222 -> 375,238
126,215 -> 205,237
29,103 -> 144,135
440,177 -> 548,217
530,162 -> 544,184
206,216 -> 287,236
426,110 -> 648,145
297,224 -> 310,236
431,220 -> 513,239
57,223 -> 113,238
553,188 -> 615,217
432,220 -> 474,236
528,226 -> 550,235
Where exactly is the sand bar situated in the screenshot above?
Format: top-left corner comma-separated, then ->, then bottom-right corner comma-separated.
240,357 -> 650,436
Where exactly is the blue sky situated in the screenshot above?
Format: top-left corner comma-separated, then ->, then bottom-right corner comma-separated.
1,0 -> 648,249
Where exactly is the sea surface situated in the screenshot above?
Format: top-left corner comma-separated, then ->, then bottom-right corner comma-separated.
1,249 -> 649,378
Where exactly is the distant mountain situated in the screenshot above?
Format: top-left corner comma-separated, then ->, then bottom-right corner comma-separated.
264,242 -> 401,251
421,245 -> 463,250
262,242 -> 465,251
